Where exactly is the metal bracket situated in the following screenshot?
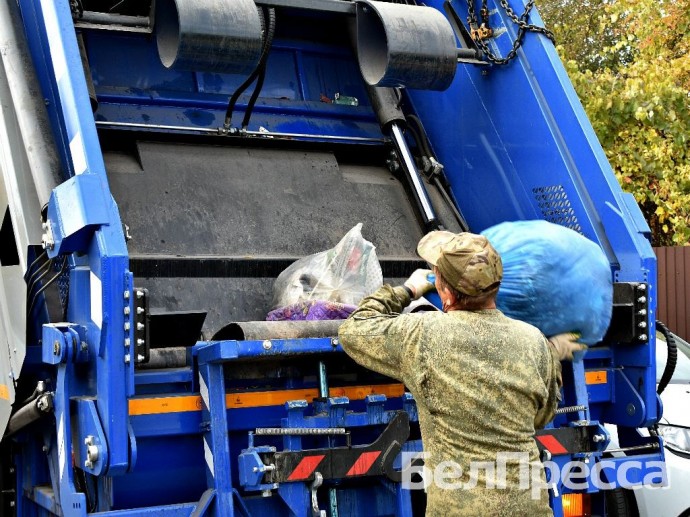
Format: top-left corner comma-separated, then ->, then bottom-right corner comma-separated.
310,472 -> 326,517
535,423 -> 609,457
239,411 -> 410,489
133,287 -> 149,363
42,323 -> 83,365
603,282 -> 650,344
74,399 -> 109,476
44,174 -> 109,258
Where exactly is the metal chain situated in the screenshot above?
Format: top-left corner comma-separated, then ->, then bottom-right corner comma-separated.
466,0 -> 555,65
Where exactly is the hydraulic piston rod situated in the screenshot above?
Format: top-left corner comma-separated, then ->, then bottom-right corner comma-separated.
365,86 -> 439,230
390,122 -> 438,229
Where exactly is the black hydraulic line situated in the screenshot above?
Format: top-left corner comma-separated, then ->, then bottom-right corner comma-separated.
241,7 -> 276,129
27,257 -> 67,316
223,7 -> 276,129
656,320 -> 677,395
242,67 -> 267,130
406,113 -> 434,158
25,250 -> 48,279
26,259 -> 54,301
25,254 -> 51,288
431,175 -> 468,231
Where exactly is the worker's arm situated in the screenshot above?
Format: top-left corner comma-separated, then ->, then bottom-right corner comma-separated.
534,333 -> 586,428
338,284 -> 425,382
534,337 -> 563,429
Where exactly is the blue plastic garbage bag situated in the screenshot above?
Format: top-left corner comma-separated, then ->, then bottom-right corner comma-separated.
481,220 -> 612,344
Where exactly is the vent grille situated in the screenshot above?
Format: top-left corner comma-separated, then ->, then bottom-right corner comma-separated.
57,265 -> 70,315
532,185 -> 582,232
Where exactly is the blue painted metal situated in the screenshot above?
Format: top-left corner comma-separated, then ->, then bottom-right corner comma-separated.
73,399 -> 109,476
44,175 -> 109,258
195,338 -> 342,364
19,0 -> 135,481
198,362 -> 234,517
19,0 -> 106,178
5,0 -> 666,514
44,323 -> 88,516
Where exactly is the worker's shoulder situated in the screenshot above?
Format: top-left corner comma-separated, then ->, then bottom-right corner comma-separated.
496,310 -> 546,337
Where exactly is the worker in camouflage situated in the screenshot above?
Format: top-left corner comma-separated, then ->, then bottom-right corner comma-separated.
339,231 -> 585,516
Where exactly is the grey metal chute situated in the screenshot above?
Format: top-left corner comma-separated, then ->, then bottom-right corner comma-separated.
155,0 -> 264,75
355,0 -> 458,91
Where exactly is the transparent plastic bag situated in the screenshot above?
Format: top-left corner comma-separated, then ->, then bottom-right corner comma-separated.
271,223 -> 383,310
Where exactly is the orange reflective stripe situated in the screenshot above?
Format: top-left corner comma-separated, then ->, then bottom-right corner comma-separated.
129,383 -> 405,415
0,384 -> 9,400
129,395 -> 202,415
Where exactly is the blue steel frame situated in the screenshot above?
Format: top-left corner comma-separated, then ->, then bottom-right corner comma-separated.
7,0 -> 665,515
19,0 -> 135,476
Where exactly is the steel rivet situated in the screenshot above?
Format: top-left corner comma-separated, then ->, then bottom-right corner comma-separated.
124,290 -> 130,299
637,284 -> 646,291
637,296 -> 646,304
638,334 -> 648,341
124,322 -> 130,331
262,340 -> 272,350
124,354 -> 131,364
124,338 -> 131,348
137,322 -> 145,331
124,306 -> 130,315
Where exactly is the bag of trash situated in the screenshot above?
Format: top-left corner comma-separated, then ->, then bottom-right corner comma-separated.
267,300 -> 358,321
481,220 -> 612,344
269,224 -> 383,319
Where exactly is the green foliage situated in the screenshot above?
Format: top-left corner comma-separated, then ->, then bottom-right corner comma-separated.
539,0 -> 690,245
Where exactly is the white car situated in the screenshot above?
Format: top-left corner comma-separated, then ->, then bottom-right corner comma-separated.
607,331 -> 690,517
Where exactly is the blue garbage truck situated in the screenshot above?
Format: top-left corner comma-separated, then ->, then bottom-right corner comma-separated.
0,0 -> 666,515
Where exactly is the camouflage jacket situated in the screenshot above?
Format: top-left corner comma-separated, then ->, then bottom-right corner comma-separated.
338,285 -> 561,516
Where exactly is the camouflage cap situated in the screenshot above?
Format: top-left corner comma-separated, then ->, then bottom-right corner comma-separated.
417,231 -> 503,296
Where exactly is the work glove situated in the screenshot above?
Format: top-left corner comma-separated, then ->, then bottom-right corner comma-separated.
404,269 -> 435,300
548,332 -> 588,361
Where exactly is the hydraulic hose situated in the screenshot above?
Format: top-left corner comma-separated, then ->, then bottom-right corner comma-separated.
223,7 -> 276,129
241,67 -> 267,130
241,7 -> 276,129
656,320 -> 677,395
